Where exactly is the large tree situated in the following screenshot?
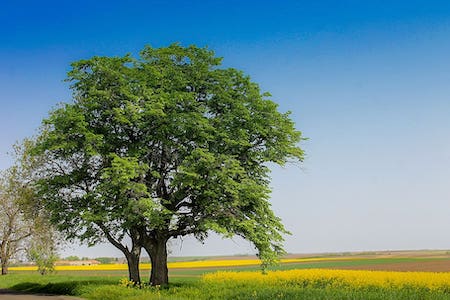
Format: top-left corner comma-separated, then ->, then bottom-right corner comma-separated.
32,44 -> 304,285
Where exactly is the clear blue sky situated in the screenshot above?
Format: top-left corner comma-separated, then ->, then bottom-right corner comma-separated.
1,0 -> 450,257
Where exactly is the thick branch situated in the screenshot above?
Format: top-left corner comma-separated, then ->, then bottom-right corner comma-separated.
96,222 -> 128,254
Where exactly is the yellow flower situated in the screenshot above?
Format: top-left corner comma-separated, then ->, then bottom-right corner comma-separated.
202,269 -> 450,291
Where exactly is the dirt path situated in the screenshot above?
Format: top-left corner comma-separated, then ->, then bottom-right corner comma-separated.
0,290 -> 83,300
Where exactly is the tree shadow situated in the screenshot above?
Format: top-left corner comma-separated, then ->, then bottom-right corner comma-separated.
10,279 -> 113,296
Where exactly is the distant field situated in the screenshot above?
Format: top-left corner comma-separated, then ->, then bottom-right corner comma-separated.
10,249 -> 450,274
3,250 -> 450,299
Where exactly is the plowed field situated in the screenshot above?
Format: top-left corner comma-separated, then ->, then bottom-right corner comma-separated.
333,259 -> 450,272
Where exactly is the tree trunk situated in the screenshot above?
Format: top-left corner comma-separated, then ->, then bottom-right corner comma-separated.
145,238 -> 169,286
97,223 -> 143,285
1,242 -> 8,275
1,260 -> 8,275
125,245 -> 141,284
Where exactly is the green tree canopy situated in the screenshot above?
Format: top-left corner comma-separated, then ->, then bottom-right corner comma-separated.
32,44 -> 304,285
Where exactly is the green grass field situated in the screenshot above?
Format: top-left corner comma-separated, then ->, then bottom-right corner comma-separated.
1,254 -> 450,299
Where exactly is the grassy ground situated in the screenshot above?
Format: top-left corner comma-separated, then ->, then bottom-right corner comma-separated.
2,272 -> 450,300
2,254 -> 450,299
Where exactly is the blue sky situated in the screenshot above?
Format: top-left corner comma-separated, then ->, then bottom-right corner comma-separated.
1,1 -> 450,257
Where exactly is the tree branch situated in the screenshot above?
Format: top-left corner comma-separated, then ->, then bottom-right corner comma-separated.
96,222 -> 129,254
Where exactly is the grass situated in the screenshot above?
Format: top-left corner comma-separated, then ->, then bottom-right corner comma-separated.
2,271 -> 450,300
2,256 -> 450,299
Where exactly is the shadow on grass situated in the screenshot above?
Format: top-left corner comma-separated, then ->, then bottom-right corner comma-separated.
9,279 -> 195,296
10,279 -> 114,296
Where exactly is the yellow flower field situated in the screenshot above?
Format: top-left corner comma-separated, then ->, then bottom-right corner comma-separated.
203,269 -> 450,291
9,257 -> 351,271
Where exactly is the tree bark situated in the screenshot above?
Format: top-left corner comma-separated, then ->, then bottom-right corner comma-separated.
1,241 -> 8,275
1,260 -> 8,275
97,223 -> 142,284
125,246 -> 141,284
144,238 -> 169,286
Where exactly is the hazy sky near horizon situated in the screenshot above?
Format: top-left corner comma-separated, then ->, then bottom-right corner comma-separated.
1,1 -> 450,258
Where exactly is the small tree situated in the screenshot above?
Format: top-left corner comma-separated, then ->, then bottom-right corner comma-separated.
27,219 -> 59,275
27,241 -> 58,275
0,153 -> 35,275
32,44 -> 305,285
0,172 -> 33,274
0,140 -> 60,275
